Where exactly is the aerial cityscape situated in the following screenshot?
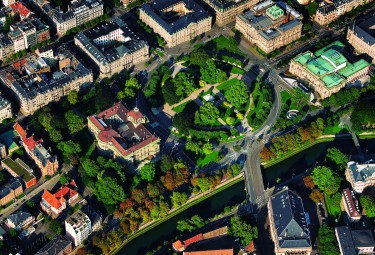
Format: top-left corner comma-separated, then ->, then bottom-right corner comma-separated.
0,0 -> 374,254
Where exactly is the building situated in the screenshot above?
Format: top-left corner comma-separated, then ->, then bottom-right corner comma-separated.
2,0 -> 15,7
315,0 -> 371,26
81,203 -> 102,232
75,16 -> 149,77
1,157 -> 37,188
14,123 -> 59,176
0,178 -> 23,206
199,0 -> 260,26
0,36 -> 15,60
34,0 -> 103,35
342,188 -> 361,222
139,0 -> 212,48
173,234 -> 203,252
0,95 -> 12,122
183,249 -> 233,255
347,16 -> 375,64
0,46 -> 93,115
346,161 -> 375,193
10,2 -> 31,21
87,102 -> 160,166
5,211 -> 35,231
268,187 -> 312,255
0,143 -> 6,159
65,210 -> 92,246
35,235 -> 73,255
235,0 -> 302,54
289,40 -> 370,99
41,180 -> 79,217
335,226 -> 375,255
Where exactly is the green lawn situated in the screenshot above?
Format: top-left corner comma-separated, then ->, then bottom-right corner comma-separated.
230,66 -> 245,75
172,100 -> 192,113
156,50 -> 165,57
197,151 -> 220,167
217,78 -> 240,91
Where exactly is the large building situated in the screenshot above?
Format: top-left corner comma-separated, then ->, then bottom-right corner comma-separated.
139,0 -> 212,48
315,0 -> 371,26
341,188 -> 361,222
346,161 -> 375,193
335,226 -> 375,255
0,95 -> 12,122
347,16 -> 375,64
14,123 -> 59,177
289,40 -> 370,99
41,180 -> 79,217
65,210 -> 91,246
75,17 -> 149,77
88,102 -> 160,166
35,235 -> 73,255
5,211 -> 35,231
1,157 -> 37,188
34,0 -> 103,35
235,0 -> 302,54
0,178 -> 23,206
268,187 -> 312,255
0,46 -> 93,115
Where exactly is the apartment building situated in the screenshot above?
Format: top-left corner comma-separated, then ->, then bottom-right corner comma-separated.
75,16 -> 149,77
0,143 -> 6,159
88,102 -> 160,166
0,95 -> 12,123
268,187 -> 312,255
346,161 -> 375,193
14,122 -> 59,177
199,0 -> 261,26
0,46 -> 93,115
236,0 -> 302,54
65,210 -> 92,246
336,226 -> 375,255
1,157 -> 37,188
315,0 -> 371,26
347,16 -> 375,64
34,0 -> 103,35
341,188 -> 361,222
139,0 -> 212,48
289,40 -> 370,99
5,211 -> 35,231
0,178 -> 23,206
35,235 -> 73,255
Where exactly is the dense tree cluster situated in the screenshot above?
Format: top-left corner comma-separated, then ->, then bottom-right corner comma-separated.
360,196 -> 375,219
177,215 -> 207,232
311,166 -> 341,195
194,102 -> 220,126
200,60 -> 228,84
228,215 -> 258,246
351,99 -> 375,133
325,148 -> 348,171
117,77 -> 141,100
247,81 -> 273,128
144,63 -> 171,107
318,226 -> 340,255
224,80 -> 248,109
162,71 -> 198,105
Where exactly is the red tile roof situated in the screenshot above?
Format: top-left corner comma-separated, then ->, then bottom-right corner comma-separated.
245,240 -> 255,252
42,180 -> 78,210
183,249 -> 233,255
14,122 -> 42,151
342,188 -> 361,218
172,240 -> 184,251
10,2 -> 30,19
128,108 -> 144,122
42,189 -> 63,210
13,59 -> 26,70
183,234 -> 203,247
14,123 -> 27,137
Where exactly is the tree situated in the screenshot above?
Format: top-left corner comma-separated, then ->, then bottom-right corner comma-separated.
318,226 -> 340,255
177,219 -> 196,232
310,189 -> 324,203
170,192 -> 188,208
67,90 -> 79,105
82,159 -> 100,178
146,183 -> 160,198
196,177 -> 211,192
185,141 -> 201,155
3,15 -> 15,33
229,215 -> 258,246
202,143 -> 213,155
360,195 -> 375,218
305,1 -> 318,16
9,228 -> 17,237
49,219 -> 63,234
59,175 -> 71,185
173,71 -> 197,100
200,60 -> 227,84
49,129 -> 63,143
303,176 -> 315,189
118,77 -> 141,100
194,102 -> 220,126
57,140 -> 82,158
325,148 -> 348,171
311,166 -> 341,195
160,154 -> 174,173
190,215 -> 206,228
224,80 -> 248,109
140,163 -> 156,182
94,177 -> 126,205
65,110 -> 85,134
189,49 -> 209,67
230,164 -> 241,176
173,112 -> 192,134
226,117 -> 236,126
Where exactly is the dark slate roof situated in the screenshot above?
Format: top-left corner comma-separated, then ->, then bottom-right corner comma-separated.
7,211 -> 33,226
317,4 -> 336,15
352,16 -> 375,46
352,229 -> 375,248
140,0 -> 211,34
35,235 -> 72,255
207,0 -> 250,10
270,187 -> 311,249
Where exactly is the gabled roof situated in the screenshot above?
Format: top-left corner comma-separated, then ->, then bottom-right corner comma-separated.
42,180 -> 78,210
7,211 -> 34,226
42,189 -> 63,210
13,123 -> 27,137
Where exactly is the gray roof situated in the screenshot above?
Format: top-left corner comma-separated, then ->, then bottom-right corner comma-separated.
270,187 -> 311,249
7,211 -> 33,226
0,95 -> 10,110
351,16 -> 375,46
35,235 -> 72,255
336,227 -> 356,255
347,161 -> 375,183
352,229 -> 375,248
140,0 -> 211,34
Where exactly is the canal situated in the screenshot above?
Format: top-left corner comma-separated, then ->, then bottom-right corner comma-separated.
116,180 -> 246,255
262,137 -> 375,187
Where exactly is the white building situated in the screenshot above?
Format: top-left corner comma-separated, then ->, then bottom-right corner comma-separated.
0,95 -> 12,122
2,0 -> 15,6
65,210 -> 91,246
346,161 -> 375,193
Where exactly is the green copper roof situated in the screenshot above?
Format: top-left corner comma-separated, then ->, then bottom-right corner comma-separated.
321,73 -> 345,88
338,59 -> 370,78
315,41 -> 345,57
293,52 -> 312,65
266,4 -> 284,19
306,57 -> 335,76
321,49 -> 347,67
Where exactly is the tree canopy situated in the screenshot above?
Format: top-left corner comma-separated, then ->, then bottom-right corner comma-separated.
325,147 -> 348,171
117,77 -> 141,100
67,90 -> 79,105
228,215 -> 258,246
65,110 -> 85,134
311,166 -> 341,195
224,80 -> 248,109
360,195 -> 375,218
94,177 -> 126,205
194,102 -> 220,126
140,163 -> 156,182
200,60 -> 227,84
318,226 -> 340,255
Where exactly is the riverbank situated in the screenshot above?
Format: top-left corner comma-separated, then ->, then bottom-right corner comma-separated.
110,173 -> 244,255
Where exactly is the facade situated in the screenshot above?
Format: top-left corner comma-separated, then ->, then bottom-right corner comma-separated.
315,0 -> 371,26
75,16 -> 149,77
0,143 -> 6,159
346,161 -> 375,193
0,46 -> 93,115
235,0 -> 302,54
0,178 -> 23,206
1,157 -> 37,188
335,226 -> 375,255
5,211 -> 35,231
268,187 -> 312,255
0,95 -> 12,122
87,102 -> 160,165
347,16 -> 375,64
35,235 -> 73,255
139,0 -> 212,48
341,188 -> 361,222
14,123 -> 59,176
34,0 -> 103,35
65,210 -> 92,246
289,40 -> 370,99
173,234 -> 203,252
41,180 -> 79,217
81,204 -> 102,232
